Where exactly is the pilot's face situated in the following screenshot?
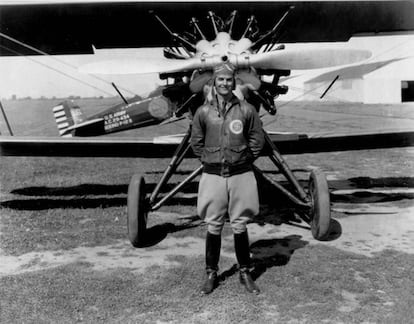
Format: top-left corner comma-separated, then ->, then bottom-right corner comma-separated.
214,74 -> 234,97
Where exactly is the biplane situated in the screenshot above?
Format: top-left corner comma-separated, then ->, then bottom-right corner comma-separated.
1,7 -> 413,248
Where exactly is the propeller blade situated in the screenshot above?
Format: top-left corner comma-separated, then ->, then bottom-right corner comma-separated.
79,57 -> 210,75
249,48 -> 372,70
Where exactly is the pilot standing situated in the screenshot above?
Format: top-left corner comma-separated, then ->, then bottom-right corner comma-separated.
191,62 -> 265,295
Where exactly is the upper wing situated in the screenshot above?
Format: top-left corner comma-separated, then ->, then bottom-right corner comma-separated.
1,130 -> 413,158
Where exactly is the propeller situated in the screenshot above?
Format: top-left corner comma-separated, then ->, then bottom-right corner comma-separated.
79,10 -> 371,76
79,57 -> 204,75
247,48 -> 372,70
80,47 -> 371,75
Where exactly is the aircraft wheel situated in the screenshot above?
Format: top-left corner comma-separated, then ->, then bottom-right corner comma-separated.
127,174 -> 148,247
308,169 -> 331,241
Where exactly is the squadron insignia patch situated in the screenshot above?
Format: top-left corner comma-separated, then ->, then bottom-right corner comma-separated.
229,120 -> 243,134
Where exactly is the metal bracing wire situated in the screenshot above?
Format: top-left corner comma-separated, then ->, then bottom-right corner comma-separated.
0,31 -> 138,97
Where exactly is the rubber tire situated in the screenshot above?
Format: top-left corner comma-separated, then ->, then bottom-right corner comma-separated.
309,169 -> 331,241
127,174 -> 147,247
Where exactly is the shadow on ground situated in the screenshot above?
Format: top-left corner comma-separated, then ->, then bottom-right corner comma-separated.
9,183 -> 193,197
250,234 -> 309,280
216,234 -> 309,284
131,218 -> 204,248
2,176 -> 413,211
216,221 -> 341,284
9,176 -> 414,197
2,182 -> 196,210
0,196 -> 200,210
0,197 -> 127,210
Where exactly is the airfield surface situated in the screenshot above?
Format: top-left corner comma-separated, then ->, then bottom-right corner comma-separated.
1,99 -> 413,323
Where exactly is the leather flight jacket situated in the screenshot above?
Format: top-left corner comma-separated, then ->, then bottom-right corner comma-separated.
191,94 -> 265,177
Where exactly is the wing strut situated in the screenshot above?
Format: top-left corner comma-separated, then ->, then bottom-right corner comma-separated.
320,75 -> 340,99
111,82 -> 129,104
0,101 -> 14,136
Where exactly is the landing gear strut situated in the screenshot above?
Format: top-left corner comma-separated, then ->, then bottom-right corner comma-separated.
127,126 -> 331,247
127,128 -> 203,246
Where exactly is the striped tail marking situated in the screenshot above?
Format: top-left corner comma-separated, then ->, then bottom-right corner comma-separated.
53,104 -> 72,137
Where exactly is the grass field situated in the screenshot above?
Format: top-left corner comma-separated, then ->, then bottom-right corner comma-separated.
1,99 -> 414,323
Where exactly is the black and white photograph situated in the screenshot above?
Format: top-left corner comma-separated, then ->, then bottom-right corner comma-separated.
1,0 -> 413,322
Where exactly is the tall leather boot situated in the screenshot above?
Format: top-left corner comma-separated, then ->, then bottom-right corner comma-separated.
200,232 -> 221,295
234,231 -> 260,294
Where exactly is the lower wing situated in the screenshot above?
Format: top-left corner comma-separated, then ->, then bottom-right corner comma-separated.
1,130 -> 413,158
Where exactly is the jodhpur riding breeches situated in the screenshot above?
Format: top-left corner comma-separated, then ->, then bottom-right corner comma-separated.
197,171 -> 259,235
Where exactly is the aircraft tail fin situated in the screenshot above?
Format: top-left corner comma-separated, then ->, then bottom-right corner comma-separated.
52,100 -> 85,137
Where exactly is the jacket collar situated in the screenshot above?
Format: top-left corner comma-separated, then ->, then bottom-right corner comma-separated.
207,86 -> 240,109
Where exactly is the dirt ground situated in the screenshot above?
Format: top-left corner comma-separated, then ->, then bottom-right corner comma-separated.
1,99 -> 413,323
